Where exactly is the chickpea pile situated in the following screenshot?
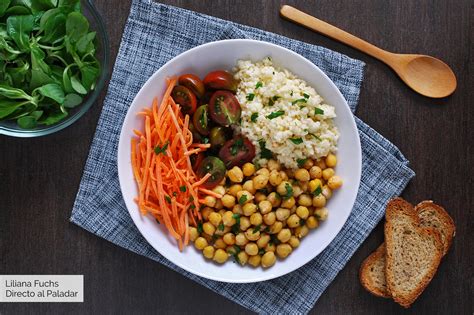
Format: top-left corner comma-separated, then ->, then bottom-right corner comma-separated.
188,154 -> 343,268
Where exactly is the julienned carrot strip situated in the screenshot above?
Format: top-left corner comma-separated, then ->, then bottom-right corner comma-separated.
198,187 -> 223,199
130,78 -> 214,250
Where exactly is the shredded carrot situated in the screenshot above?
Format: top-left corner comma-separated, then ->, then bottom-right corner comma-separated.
130,77 -> 212,250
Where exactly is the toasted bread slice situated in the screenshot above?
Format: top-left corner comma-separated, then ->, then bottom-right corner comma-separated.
359,244 -> 391,298
360,200 -> 455,299
384,198 -> 444,308
415,200 -> 455,256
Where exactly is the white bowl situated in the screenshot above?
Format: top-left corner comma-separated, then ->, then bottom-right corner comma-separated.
118,39 -> 361,283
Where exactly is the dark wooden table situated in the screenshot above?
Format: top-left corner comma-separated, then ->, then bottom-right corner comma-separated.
1,0 -> 472,314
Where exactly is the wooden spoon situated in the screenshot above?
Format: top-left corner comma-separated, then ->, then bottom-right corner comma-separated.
280,5 -> 457,98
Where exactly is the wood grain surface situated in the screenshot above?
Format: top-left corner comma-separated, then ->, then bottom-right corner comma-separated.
1,0 -> 472,314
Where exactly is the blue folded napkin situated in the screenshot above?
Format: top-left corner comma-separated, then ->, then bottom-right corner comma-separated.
71,0 -> 415,313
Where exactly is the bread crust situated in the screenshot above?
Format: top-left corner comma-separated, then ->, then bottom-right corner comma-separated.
384,198 -> 444,308
359,244 -> 390,298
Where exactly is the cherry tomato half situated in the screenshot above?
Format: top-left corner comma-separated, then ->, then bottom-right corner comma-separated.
192,105 -> 210,135
203,70 -> 238,92
178,74 -> 205,99
209,90 -> 241,127
191,152 -> 205,172
171,85 -> 197,116
196,156 -> 226,189
219,136 -> 256,168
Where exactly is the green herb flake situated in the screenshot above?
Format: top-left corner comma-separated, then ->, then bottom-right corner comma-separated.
269,234 -> 281,245
289,137 -> 303,145
303,93 -> 310,99
251,112 -> 258,122
252,224 -> 262,234
202,137 -> 210,144
197,222 -> 203,234
297,158 -> 308,168
179,186 -> 187,192
232,223 -> 240,234
255,81 -> 263,89
268,95 -> 280,106
282,183 -> 293,200
217,223 -> 225,231
266,110 -> 285,119
165,195 -> 171,203
246,93 -> 255,101
263,226 -> 270,233
258,248 -> 265,255
258,140 -> 273,159
238,194 -> 248,205
299,219 -> 306,226
312,185 -> 322,196
314,108 -> 325,115
154,141 -> 169,155
188,204 -> 196,210
292,98 -> 307,105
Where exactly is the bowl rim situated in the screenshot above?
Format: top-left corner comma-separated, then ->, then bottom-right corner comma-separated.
118,38 -> 362,283
0,0 -> 110,138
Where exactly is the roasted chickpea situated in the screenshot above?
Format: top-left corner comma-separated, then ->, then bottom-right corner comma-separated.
267,159 -> 281,171
221,194 -> 236,208
325,154 -> 337,168
279,170 -> 289,181
213,249 -> 228,263
248,254 -> 261,267
202,222 -> 215,235
222,211 -> 236,226
227,166 -> 244,183
253,174 -> 269,190
294,168 -> 310,182
276,208 -> 291,221
237,251 -> 249,265
316,159 -> 326,170
232,204 -> 243,215
201,207 -> 213,220
312,194 -> 326,208
298,194 -> 312,207
214,199 -> 223,210
245,242 -> 259,256
255,167 -> 270,177
277,228 -> 291,243
202,195 -> 216,207
322,168 -> 335,181
242,180 -> 256,194
267,192 -> 281,207
288,236 -> 300,248
212,185 -> 226,196
296,206 -> 309,219
257,234 -> 270,248
295,225 -> 309,238
328,176 -> 343,190
277,181 -> 292,196
309,166 -> 322,179
265,242 -> 276,252
214,224 -> 230,236
214,238 -> 227,249
242,202 -> 257,216
261,251 -> 276,268
208,212 -> 222,227
239,216 -> 251,231
276,244 -> 292,258
322,185 -> 333,199
287,214 -> 301,228
194,237 -> 208,250
236,190 -> 253,205
228,184 -> 243,196
292,185 -> 304,198
269,170 -> 283,186
306,216 -> 319,229
222,233 -> 235,245
245,229 -> 260,241
258,200 -> 273,214
263,212 -> 276,226
242,162 -> 256,177
189,227 -> 199,242
235,233 -> 248,246
250,212 -> 263,226
281,196 -> 296,209
202,246 -> 215,259
269,221 -> 283,234
303,159 -> 314,169
315,207 -> 329,221
308,179 -> 322,194
254,192 -> 267,203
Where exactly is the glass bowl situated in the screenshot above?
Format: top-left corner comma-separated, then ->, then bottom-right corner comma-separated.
0,0 -> 110,137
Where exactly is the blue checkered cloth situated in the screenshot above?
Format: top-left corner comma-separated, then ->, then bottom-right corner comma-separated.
71,0 -> 415,313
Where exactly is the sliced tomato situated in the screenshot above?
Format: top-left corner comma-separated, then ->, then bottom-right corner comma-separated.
196,156 -> 226,189
171,85 -> 197,115
191,152 -> 205,172
218,136 -> 256,168
209,90 -> 241,127
203,70 -> 238,92
178,74 -> 205,98
192,105 -> 210,135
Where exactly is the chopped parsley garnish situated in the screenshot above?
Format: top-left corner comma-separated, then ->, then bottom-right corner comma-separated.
263,226 -> 270,233
232,213 -> 241,226
303,93 -> 310,99
217,223 -> 225,231
179,186 -> 187,192
269,234 -> 281,245
231,245 -> 242,263
246,93 -> 255,101
188,204 -> 196,210
253,224 -> 262,233
165,195 -> 171,203
299,219 -> 306,226
154,141 -> 169,155
292,98 -> 307,105
258,140 -> 273,159
238,194 -> 248,205
197,222 -> 203,234
230,138 -> 244,156
309,133 -> 321,141
297,158 -> 308,168
232,223 -> 240,234
312,185 -> 322,196
266,110 -> 285,119
268,95 -> 281,106
202,137 -> 210,144
290,91 -> 294,96
282,183 -> 293,200
255,81 -> 263,89
289,137 -> 303,145
258,248 -> 265,255
251,113 -> 258,122
314,108 -> 325,115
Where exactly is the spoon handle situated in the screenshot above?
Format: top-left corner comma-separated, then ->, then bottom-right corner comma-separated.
280,5 -> 394,65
